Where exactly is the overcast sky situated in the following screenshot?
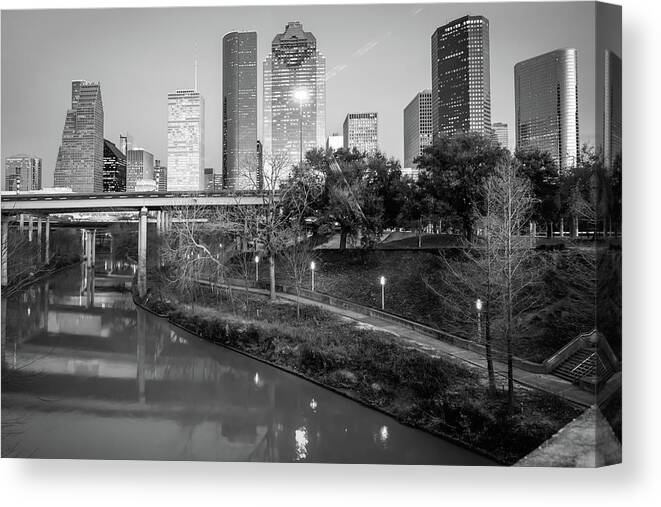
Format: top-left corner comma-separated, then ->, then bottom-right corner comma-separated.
1,1 -> 620,186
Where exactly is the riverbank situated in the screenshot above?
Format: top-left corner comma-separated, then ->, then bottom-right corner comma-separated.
137,283 -> 581,465
1,254 -> 80,299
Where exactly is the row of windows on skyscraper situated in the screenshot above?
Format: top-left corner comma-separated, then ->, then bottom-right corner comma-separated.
48,22 -> 378,194
404,15 -> 621,174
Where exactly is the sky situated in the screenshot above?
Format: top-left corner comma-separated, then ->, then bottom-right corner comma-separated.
1,1 -> 621,187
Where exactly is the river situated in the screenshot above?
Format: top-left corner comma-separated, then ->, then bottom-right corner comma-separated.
1,261 -> 494,465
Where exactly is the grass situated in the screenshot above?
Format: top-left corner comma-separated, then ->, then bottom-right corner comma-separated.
143,278 -> 581,465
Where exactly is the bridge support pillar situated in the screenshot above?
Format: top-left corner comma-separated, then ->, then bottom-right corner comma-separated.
19,214 -> 25,233
45,216 -> 50,263
28,215 -> 34,242
156,210 -> 162,236
2,216 -> 8,287
37,217 -> 43,258
138,207 -> 148,297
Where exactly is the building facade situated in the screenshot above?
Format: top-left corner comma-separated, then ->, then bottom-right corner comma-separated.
119,133 -> 133,156
126,149 -> 155,192
264,21 -> 326,174
326,134 -> 343,151
54,80 -> 104,192
154,160 -> 167,192
223,31 -> 258,190
403,90 -> 433,168
431,16 -> 491,139
204,167 -> 215,191
491,122 -> 509,150
168,89 -> 205,190
514,48 -> 579,170
4,154 -> 42,192
102,140 -> 126,192
343,113 -> 378,154
603,50 -> 622,169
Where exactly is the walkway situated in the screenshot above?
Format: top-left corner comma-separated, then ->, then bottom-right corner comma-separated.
201,281 -> 598,407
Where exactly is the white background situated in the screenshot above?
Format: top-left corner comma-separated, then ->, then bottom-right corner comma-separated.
1,0 -> 658,505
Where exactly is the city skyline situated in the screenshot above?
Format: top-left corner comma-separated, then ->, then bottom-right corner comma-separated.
2,3 -> 619,186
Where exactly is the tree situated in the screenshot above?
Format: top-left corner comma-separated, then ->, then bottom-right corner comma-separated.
415,132 -> 509,240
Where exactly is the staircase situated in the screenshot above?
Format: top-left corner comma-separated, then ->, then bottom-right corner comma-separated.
553,348 -> 615,383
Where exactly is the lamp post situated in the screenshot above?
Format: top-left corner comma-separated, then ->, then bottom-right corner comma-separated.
476,298 -> 483,342
294,89 -> 309,165
254,255 -> 260,282
310,261 -> 316,292
380,276 -> 386,310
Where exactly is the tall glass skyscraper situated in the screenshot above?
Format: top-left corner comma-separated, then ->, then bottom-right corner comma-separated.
431,16 -> 491,139
264,21 -> 326,174
103,140 -> 126,192
4,154 -> 42,191
603,50 -> 622,169
54,80 -> 104,192
223,31 -> 258,190
491,122 -> 510,150
167,88 -> 205,190
514,48 -> 579,170
403,90 -> 433,168
343,113 -> 378,154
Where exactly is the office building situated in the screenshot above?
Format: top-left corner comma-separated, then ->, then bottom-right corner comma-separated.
515,48 -> 579,170
213,174 -> 223,191
403,90 -> 433,168
603,50 -> 622,168
431,16 -> 491,139
491,122 -> 509,149
223,31 -> 258,190
168,88 -> 205,190
264,21 -> 326,175
127,148 -> 155,192
204,167 -> 215,191
4,154 -> 42,191
326,134 -> 343,151
102,140 -> 126,192
119,133 -> 133,156
343,113 -> 378,154
54,80 -> 104,192
154,160 -> 167,192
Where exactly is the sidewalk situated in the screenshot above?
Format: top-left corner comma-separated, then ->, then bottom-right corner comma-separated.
201,281 -> 598,407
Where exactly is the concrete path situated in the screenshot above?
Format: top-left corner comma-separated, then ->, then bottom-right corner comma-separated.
204,281 -> 598,407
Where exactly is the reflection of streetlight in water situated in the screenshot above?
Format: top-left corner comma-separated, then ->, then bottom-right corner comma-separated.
294,426 -> 309,461
309,398 -> 318,411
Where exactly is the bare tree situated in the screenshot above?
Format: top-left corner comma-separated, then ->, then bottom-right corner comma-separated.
278,224 -> 316,319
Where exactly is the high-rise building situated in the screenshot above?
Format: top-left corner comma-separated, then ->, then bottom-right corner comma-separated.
326,134 -> 343,151
4,155 -> 42,191
603,50 -> 622,169
223,31 -> 258,191
431,16 -> 491,139
264,21 -> 326,175
54,80 -> 104,192
491,122 -> 509,150
403,90 -> 433,168
168,88 -> 205,190
204,167 -> 215,191
343,113 -> 378,154
103,140 -> 126,192
213,173 -> 223,191
154,160 -> 167,192
514,48 -> 579,170
119,133 -> 133,156
127,148 -> 155,192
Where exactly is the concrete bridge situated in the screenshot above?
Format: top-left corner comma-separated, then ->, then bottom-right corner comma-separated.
1,190 -> 274,292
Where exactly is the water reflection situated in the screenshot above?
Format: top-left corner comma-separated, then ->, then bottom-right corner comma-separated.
1,265 -> 495,465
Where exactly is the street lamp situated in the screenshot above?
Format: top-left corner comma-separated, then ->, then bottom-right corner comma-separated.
380,276 -> 386,310
254,255 -> 260,282
475,298 -> 483,342
294,89 -> 309,165
310,261 -> 316,292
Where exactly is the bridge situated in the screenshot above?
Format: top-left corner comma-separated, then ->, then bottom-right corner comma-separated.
1,190 -> 275,291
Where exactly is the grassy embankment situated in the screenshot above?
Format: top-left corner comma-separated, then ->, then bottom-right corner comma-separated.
143,276 -> 580,465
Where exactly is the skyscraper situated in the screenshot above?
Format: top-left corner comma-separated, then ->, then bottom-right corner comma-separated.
343,113 -> 378,154
4,155 -> 42,191
127,148 -> 155,192
54,80 -> 104,192
403,90 -> 433,168
431,16 -> 491,139
603,50 -> 622,169
264,21 -> 326,174
154,160 -> 167,192
514,48 -> 579,170
223,31 -> 258,190
119,133 -> 133,156
103,140 -> 126,192
204,167 -> 215,191
168,88 -> 205,190
491,122 -> 509,150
